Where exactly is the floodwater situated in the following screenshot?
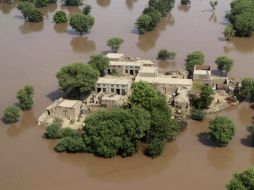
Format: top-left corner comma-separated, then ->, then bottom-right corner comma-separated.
1,0 -> 254,189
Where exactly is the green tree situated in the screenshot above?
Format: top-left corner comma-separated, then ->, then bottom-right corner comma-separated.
234,12 -> 254,37
69,13 -> 95,35
199,85 -> 214,109
43,121 -> 62,139
82,4 -> 91,15
3,106 -> 20,123
28,10 -> 43,22
185,51 -> 205,74
60,127 -> 78,138
224,25 -> 235,41
53,11 -> 67,24
239,78 -> 254,100
83,106 -> 151,158
226,168 -> 254,190
209,116 -> 235,146
88,55 -> 109,76
145,139 -> 164,158
181,0 -> 191,5
56,63 -> 99,98
143,7 -> 161,28
215,56 -> 234,76
16,85 -> 34,111
190,108 -> 206,121
136,14 -> 153,34
17,1 -> 34,20
106,37 -> 124,53
34,0 -> 48,8
55,136 -> 85,152
209,0 -> 218,11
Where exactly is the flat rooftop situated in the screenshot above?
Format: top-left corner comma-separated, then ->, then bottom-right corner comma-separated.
109,61 -> 143,67
139,66 -> 158,74
135,76 -> 193,86
137,59 -> 155,65
57,99 -> 81,108
106,53 -> 124,59
96,76 -> 132,85
195,65 -> 211,71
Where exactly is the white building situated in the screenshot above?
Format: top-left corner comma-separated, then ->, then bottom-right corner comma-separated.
193,65 -> 211,81
95,76 -> 132,95
106,53 -> 125,61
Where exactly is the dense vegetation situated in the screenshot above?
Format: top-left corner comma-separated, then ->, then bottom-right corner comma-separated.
69,13 -> 95,35
53,11 -> 68,24
185,51 -> 205,74
226,168 -> 254,189
190,108 -> 206,121
209,116 -> 235,146
88,55 -> 109,76
3,106 -> 20,123
49,81 -> 179,158
28,9 -> 44,22
106,37 -> 124,53
63,0 -> 81,6
56,63 -> 99,98
16,85 -> 34,111
239,78 -> 254,101
226,0 -> 254,37
136,0 -> 175,34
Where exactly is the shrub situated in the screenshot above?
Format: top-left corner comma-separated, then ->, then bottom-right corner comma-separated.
157,49 -> 176,60
63,0 -> 80,6
224,25 -> 235,40
16,85 -> 34,111
43,122 -> 62,139
226,168 -> 254,190
34,0 -> 48,8
60,127 -> 78,138
28,10 -> 43,22
69,13 -> 95,35
190,108 -> 206,121
209,116 -> 235,146
145,139 -> 164,158
55,136 -> 85,153
82,4 -> 91,15
53,11 -> 67,24
17,1 -> 34,20
3,106 -> 20,123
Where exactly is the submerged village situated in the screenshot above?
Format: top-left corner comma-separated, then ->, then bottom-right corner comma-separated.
38,52 -> 240,129
2,0 -> 254,189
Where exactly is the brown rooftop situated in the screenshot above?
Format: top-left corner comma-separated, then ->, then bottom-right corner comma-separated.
195,65 -> 211,71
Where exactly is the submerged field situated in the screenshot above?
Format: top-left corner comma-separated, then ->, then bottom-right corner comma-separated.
1,0 -> 254,189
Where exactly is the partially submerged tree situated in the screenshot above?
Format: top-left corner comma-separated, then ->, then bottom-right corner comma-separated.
215,56 -> 234,76
3,106 -> 20,123
190,108 -> 206,121
209,0 -> 218,11
157,49 -> 176,60
53,11 -> 68,24
69,13 -> 95,35
88,55 -> 109,76
145,138 -> 164,158
63,0 -> 80,6
226,168 -> 254,190
239,78 -> 254,100
106,37 -> 124,53
224,25 -> 235,41
199,85 -> 214,109
82,4 -> 92,15
185,51 -> 205,74
28,9 -> 44,22
209,116 -> 235,146
56,63 -> 99,98
16,85 -> 34,111
34,0 -> 48,8
17,1 -> 34,20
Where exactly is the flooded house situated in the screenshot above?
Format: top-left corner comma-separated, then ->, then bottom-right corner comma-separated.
193,65 -> 212,82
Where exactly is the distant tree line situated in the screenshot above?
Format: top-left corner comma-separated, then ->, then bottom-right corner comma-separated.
225,0 -> 254,38
136,0 -> 175,34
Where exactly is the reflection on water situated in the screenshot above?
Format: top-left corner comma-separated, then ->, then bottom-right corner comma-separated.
55,142 -> 179,182
178,4 -> 191,12
207,147 -> 234,170
54,23 -> 68,33
0,0 -> 16,14
70,36 -> 96,53
19,22 -> 44,34
6,111 -> 36,138
209,12 -> 217,23
97,0 -> 111,7
125,0 -> 138,10
136,14 -> 175,52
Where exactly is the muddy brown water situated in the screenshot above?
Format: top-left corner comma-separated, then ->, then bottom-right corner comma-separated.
1,0 -> 254,189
